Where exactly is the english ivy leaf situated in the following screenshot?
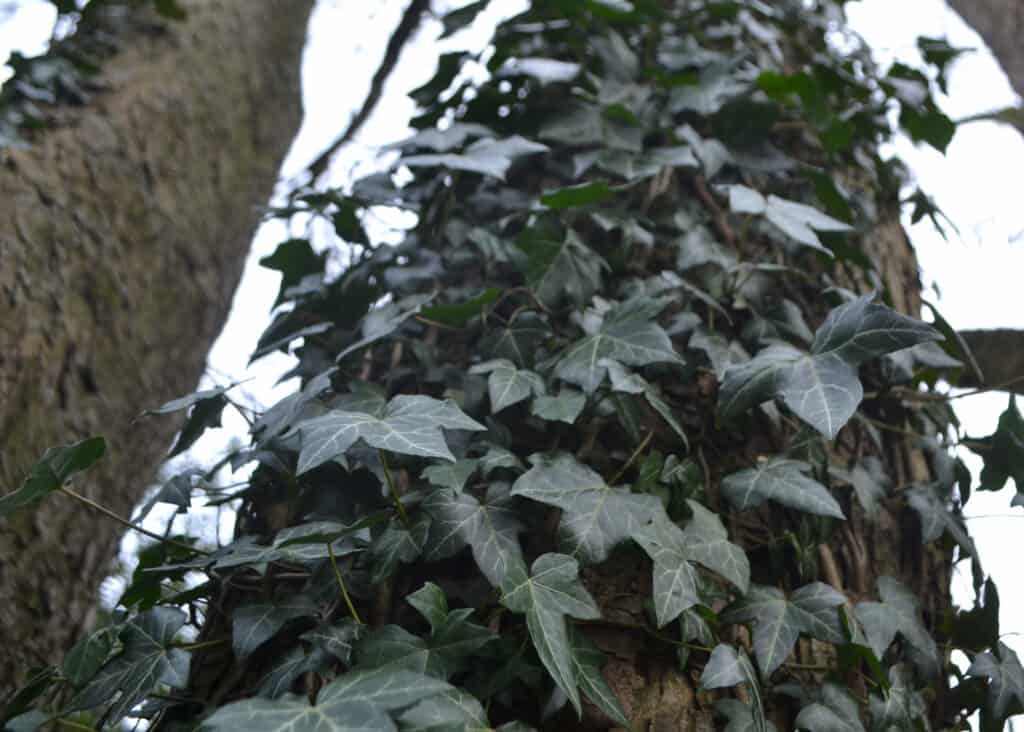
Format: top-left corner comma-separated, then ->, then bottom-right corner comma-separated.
482,312 -> 550,367
301,620 -> 363,665
795,684 -> 866,732
259,238 -> 324,306
204,669 -> 453,732
722,583 -> 846,676
831,457 -> 888,518
336,295 -> 430,362
511,453 -> 661,563
906,484 -> 975,557
634,506 -> 748,627
555,297 -> 683,393
854,576 -> 938,674
967,642 -> 1024,720
721,460 -> 844,519
701,644 -> 746,690
726,185 -> 850,254
531,389 -> 586,424
518,229 -> 606,309
258,647 -> 329,699
145,384 -> 235,415
402,136 -> 548,180
971,395 -> 1024,499
632,510 -> 699,627
500,554 -> 601,716
540,102 -> 644,153
470,359 -> 546,412
397,688 -> 488,732
68,607 -> 190,725
568,627 -> 630,729
63,625 -> 117,688
541,181 -> 613,209
689,328 -> 750,379
358,584 -> 493,678
233,598 -> 317,659
678,500 -> 750,593
720,296 -> 940,439
422,486 -> 525,587
369,516 -> 430,582
671,63 -> 750,116
292,395 -> 485,474
869,665 -> 927,732
421,459 -> 478,492
420,288 -> 500,327
811,294 -> 943,366
0,436 -> 105,518
499,56 -> 581,84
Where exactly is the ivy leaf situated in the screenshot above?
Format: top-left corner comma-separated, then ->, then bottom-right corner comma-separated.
258,647 -> 330,699
531,389 -> 586,424
810,294 -> 943,366
204,669 -> 453,732
291,395 -> 485,474
967,642 -> 1024,720
420,288 -> 500,327
63,626 -> 117,688
701,644 -> 746,690
500,554 -> 601,716
301,620 -> 363,665
518,229 -> 606,309
719,295 -> 941,439
721,460 -> 844,519
831,457 -> 888,518
336,295 -> 429,362
970,395 -> 1024,499
369,516 -> 430,583
357,583 -> 493,678
795,684 -> 866,732
722,583 -> 846,676
0,437 -> 105,518
482,311 -> 550,367
422,486 -> 525,587
869,665 -> 928,732
422,459 -> 479,492
68,607 -> 190,725
568,627 -> 631,728
511,453 -> 661,564
726,185 -> 850,254
633,505 -> 746,628
854,576 -> 938,674
402,135 -> 548,180
470,359 -> 546,413
233,599 -> 318,659
397,688 -> 488,732
678,500 -> 750,593
556,297 -> 683,393
632,510 -> 700,627
541,181 -> 613,209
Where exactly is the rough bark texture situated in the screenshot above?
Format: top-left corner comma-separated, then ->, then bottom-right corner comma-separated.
0,0 -> 313,693
949,0 -> 1024,100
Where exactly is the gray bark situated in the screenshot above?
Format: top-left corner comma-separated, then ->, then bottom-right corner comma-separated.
0,0 -> 313,693
949,0 -> 1024,100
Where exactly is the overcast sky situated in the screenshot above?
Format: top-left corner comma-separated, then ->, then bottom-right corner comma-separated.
2,0 -> 1022,724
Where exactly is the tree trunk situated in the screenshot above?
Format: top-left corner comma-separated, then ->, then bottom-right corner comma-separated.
0,0 -> 312,693
948,0 -> 1024,99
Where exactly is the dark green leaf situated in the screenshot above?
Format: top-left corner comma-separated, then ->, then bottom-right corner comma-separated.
0,437 -> 105,518
721,460 -> 843,519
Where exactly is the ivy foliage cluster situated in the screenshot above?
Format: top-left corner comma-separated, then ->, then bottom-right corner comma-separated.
3,0 -> 1024,730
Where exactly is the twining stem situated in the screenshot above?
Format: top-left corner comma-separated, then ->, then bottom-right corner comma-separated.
173,638 -> 226,652
379,450 -> 410,527
59,486 -> 208,555
610,431 -> 654,485
328,540 -> 362,625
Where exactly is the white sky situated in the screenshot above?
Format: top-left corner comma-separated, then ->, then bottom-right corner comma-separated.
2,0 -> 1022,725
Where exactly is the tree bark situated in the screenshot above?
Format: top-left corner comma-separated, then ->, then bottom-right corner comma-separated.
0,0 -> 313,694
948,0 -> 1024,100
